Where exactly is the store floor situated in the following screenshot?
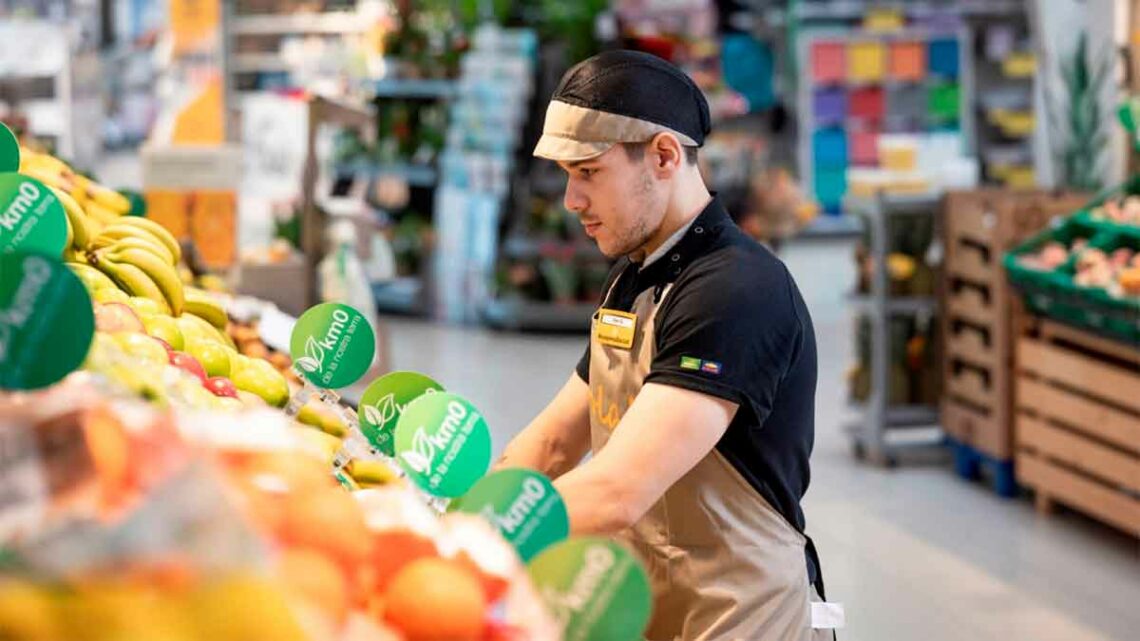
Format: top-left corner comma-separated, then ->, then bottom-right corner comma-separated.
380,239 -> 1140,641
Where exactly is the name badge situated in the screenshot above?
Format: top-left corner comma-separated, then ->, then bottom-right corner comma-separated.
594,309 -> 637,350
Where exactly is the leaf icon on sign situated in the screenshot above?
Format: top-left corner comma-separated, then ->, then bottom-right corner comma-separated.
363,403 -> 383,427
295,336 -> 324,373
400,427 -> 434,474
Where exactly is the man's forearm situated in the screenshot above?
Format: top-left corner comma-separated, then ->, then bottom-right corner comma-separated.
497,426 -> 586,479
553,463 -> 637,534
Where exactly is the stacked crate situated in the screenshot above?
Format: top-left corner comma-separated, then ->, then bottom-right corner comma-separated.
941,190 -> 1087,495
1014,316 -> 1140,537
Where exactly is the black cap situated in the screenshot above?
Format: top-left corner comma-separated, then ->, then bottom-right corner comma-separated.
534,50 -> 712,162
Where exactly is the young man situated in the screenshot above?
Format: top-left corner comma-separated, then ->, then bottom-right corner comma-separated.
498,50 -> 829,640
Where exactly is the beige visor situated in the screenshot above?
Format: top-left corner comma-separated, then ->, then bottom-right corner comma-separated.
533,100 -> 699,162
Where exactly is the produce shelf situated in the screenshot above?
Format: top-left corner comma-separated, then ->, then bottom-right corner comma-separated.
334,162 -> 438,188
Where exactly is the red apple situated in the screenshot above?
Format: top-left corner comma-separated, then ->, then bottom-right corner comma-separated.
154,338 -> 174,358
94,302 -> 145,333
205,376 -> 239,398
170,352 -> 207,384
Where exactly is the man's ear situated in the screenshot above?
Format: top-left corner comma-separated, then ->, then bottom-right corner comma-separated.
648,132 -> 684,178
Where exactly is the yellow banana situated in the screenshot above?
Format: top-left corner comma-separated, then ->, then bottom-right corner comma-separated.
94,257 -> 171,315
20,150 -> 72,175
63,216 -> 73,251
88,184 -> 131,215
183,290 -> 227,329
112,218 -> 181,265
346,460 -> 398,485
67,262 -> 116,289
48,186 -> 94,250
84,200 -> 121,227
20,166 -> 74,192
92,234 -> 174,265
105,247 -> 184,316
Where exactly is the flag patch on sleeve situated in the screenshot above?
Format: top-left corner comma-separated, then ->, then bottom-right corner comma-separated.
700,361 -> 723,375
681,356 -> 722,375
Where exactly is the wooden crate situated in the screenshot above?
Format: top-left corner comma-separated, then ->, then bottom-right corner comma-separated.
1015,317 -> 1140,538
940,190 -> 1087,461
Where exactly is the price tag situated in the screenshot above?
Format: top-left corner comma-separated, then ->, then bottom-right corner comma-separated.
0,174 -> 67,258
0,253 -> 95,390
358,371 -> 444,456
452,468 -> 569,562
290,302 -> 376,389
0,124 -> 19,173
528,538 -> 652,641
394,392 -> 492,498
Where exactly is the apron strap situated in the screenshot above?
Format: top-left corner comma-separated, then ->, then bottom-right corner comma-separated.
805,534 -> 826,601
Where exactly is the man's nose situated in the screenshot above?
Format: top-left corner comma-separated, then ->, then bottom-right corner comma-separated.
564,180 -> 588,214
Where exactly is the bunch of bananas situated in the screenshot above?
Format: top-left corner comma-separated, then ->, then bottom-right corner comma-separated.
86,218 -> 185,316
19,148 -> 229,327
20,149 -> 135,248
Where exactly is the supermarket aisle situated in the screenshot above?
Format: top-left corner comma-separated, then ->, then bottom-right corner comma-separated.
381,238 -> 1140,641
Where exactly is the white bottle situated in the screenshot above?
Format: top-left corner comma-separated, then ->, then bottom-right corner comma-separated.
319,216 -> 380,363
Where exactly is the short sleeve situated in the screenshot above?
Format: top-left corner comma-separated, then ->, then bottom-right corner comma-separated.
645,261 -> 803,425
576,343 -> 591,383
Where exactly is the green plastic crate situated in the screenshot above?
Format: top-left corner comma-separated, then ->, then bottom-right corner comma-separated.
1004,218 -> 1140,343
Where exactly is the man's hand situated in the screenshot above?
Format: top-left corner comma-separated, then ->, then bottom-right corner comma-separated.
553,383 -> 738,534
495,373 -> 592,480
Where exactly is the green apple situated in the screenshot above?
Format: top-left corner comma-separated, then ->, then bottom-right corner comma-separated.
231,357 -> 290,408
126,296 -> 166,317
185,338 -> 232,378
140,314 -> 185,351
112,332 -> 169,366
70,263 -> 117,292
92,287 -> 130,304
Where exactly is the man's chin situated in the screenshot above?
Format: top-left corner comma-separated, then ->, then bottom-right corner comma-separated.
594,240 -> 625,259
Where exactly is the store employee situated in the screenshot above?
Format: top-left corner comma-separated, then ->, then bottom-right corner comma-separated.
498,51 -> 829,640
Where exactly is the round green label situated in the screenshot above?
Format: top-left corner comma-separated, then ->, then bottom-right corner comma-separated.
358,371 -> 445,456
120,189 -> 147,217
452,468 -> 569,562
0,124 -> 18,173
0,252 -> 95,390
289,302 -> 376,389
0,174 -> 67,257
527,538 -> 652,641
394,392 -> 492,498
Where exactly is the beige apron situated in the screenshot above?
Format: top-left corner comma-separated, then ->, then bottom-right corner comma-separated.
589,282 -> 830,641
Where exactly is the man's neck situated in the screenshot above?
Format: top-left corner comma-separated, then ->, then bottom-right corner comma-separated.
631,176 -> 712,263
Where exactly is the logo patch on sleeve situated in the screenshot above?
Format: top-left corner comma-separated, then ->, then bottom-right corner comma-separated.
681,356 -> 722,375
700,361 -> 723,375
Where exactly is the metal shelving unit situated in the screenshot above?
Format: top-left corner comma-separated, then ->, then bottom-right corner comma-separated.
846,193 -> 943,466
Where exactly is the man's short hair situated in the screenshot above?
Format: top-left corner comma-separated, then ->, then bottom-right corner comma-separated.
621,142 -> 699,166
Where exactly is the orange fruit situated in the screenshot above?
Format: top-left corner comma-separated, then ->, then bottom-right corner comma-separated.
454,551 -> 509,605
280,487 -> 372,567
383,557 -> 487,641
81,406 -> 133,510
278,548 -> 351,626
369,530 -> 439,591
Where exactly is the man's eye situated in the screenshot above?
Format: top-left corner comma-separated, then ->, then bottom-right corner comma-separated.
579,168 -> 596,178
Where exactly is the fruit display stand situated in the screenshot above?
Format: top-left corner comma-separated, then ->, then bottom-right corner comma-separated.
1013,312 -> 1140,538
940,189 -> 1087,496
1004,183 -> 1140,344
1,133 -> 664,639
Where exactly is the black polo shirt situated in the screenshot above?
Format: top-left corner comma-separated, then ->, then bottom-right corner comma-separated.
576,197 -> 818,536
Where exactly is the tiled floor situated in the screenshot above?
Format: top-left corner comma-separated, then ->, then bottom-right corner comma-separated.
379,239 -> 1140,641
